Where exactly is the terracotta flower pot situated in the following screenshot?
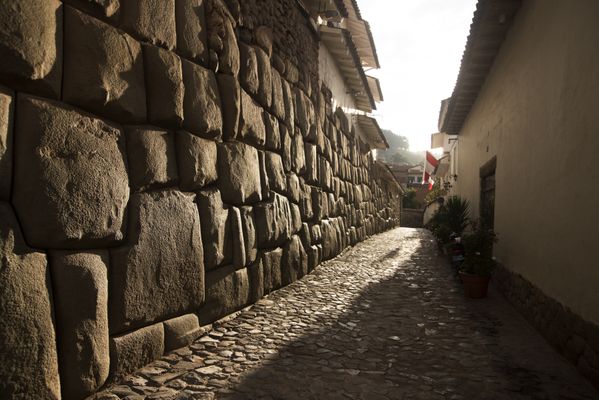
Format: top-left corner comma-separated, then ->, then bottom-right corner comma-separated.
459,271 -> 490,298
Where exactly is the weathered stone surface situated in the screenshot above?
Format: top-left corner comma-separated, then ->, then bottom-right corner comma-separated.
0,204 -> 60,399
240,90 -> 266,147
281,78 -> 294,134
175,0 -> 208,64
176,130 -> 218,191
292,131 -> 306,174
257,150 -> 271,202
51,250 -> 109,399
13,95 -> 129,249
63,0 -> 120,21
206,0 -> 239,76
182,59 -> 222,139
120,0 -> 176,49
197,188 -> 232,270
0,87 -> 13,200
254,26 -> 273,57
217,141 -> 262,205
264,111 -> 281,151
64,6 -> 146,122
239,43 -> 259,95
290,203 -> 302,235
261,248 -> 283,293
164,314 -> 201,352
271,68 -> 285,120
304,142 -> 318,184
240,206 -> 257,266
247,259 -> 264,303
321,219 -> 340,260
217,73 -> 240,140
126,126 -> 178,191
281,124 -> 293,172
254,193 -> 292,248
110,323 -> 165,380
281,235 -> 308,286
143,44 -> 184,127
286,173 -> 301,204
0,0 -> 62,98
264,151 -> 287,193
110,190 -> 204,333
254,46 -> 272,108
199,266 -> 249,325
230,207 -> 246,269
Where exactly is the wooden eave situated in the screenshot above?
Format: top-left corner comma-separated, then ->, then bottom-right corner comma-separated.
320,25 -> 376,112
440,0 -> 522,135
356,114 -> 388,150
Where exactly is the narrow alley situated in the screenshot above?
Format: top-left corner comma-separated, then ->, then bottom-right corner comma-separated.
95,229 -> 598,400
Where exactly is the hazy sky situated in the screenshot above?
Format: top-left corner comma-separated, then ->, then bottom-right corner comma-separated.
360,0 -> 478,151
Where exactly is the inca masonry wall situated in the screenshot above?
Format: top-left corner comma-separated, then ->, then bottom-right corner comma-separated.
0,1 -> 401,399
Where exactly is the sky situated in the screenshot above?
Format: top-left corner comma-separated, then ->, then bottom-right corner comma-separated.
359,0 -> 478,151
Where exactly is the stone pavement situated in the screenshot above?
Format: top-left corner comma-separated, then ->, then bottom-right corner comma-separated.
94,228 -> 598,400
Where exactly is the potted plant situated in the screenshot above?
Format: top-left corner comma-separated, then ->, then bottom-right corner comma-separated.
459,223 -> 497,298
425,196 -> 470,253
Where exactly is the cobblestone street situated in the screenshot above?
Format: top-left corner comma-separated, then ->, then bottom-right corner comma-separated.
95,228 -> 598,400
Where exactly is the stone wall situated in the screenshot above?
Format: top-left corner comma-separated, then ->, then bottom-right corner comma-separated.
494,264 -> 599,390
0,1 -> 401,399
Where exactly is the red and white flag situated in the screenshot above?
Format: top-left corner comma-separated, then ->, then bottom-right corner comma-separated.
423,151 -> 439,190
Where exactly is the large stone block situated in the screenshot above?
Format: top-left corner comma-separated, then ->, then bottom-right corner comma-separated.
290,203 -> 302,235
254,193 -> 292,248
217,73 -> 240,140
264,111 -> 281,151
0,0 -> 62,98
261,248 -> 282,293
248,259 -> 264,303
199,266 -> 249,325
217,141 -> 262,205
197,188 -> 232,270
176,0 -> 208,64
281,124 -> 293,172
270,67 -> 285,120
292,131 -> 306,174
0,204 -> 60,399
254,46 -> 272,108
13,95 -> 129,249
121,0 -> 176,49
304,142 -> 318,184
110,323 -> 164,380
164,314 -> 202,352
240,206 -> 257,266
206,0 -> 239,76
182,59 -> 223,139
0,87 -> 13,200
264,151 -> 286,193
110,190 -> 204,333
286,173 -> 301,204
230,206 -> 246,269
176,130 -> 218,191
239,90 -> 266,147
50,250 -> 109,399
239,43 -> 259,95
126,126 -> 178,191
62,0 -> 120,21
64,6 -> 146,122
143,44 -> 184,127
281,235 -> 308,286
281,79 -> 294,134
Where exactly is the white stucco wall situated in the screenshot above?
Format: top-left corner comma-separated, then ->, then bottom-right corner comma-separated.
318,43 -> 358,113
452,0 -> 599,324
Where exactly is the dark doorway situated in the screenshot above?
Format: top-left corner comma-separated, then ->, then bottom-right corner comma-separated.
480,157 -> 496,230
